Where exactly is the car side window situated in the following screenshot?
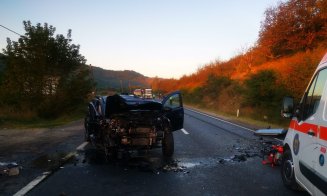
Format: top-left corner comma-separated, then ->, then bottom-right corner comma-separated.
164,94 -> 181,109
302,68 -> 327,120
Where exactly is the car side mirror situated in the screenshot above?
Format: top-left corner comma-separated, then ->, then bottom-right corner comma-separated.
281,96 -> 294,118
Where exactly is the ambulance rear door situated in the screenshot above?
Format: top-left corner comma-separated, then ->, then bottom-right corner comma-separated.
312,67 -> 327,195
295,68 -> 327,195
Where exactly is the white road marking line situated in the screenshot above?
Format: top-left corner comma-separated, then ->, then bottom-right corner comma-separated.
14,143 -> 84,195
186,108 -> 284,142
76,141 -> 89,151
186,108 -> 255,132
181,128 -> 189,135
13,172 -> 51,196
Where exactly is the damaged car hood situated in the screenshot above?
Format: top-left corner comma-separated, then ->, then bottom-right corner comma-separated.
105,94 -> 162,117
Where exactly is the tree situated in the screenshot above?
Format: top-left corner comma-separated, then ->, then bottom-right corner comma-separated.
0,53 -> 6,84
203,74 -> 232,99
244,70 -> 287,108
258,0 -> 327,58
1,21 -> 93,118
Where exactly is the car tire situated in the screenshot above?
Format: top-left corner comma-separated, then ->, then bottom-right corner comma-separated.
162,132 -> 174,157
281,148 -> 302,190
84,116 -> 90,142
104,147 -> 117,161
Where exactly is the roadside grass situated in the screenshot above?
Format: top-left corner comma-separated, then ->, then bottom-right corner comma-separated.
0,101 -> 290,130
185,103 -> 291,130
0,107 -> 85,129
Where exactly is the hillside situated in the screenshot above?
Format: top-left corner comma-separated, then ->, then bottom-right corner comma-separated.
151,0 -> 327,124
91,66 -> 151,91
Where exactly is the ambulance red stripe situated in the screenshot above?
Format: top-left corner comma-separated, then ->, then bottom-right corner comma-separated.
319,126 -> 327,141
289,119 -> 327,141
290,119 -> 318,136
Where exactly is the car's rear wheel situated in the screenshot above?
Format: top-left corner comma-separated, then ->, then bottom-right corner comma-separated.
104,146 -> 117,161
281,148 -> 302,190
162,132 -> 174,157
84,116 -> 91,142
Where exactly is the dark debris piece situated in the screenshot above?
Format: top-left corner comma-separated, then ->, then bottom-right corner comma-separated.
0,162 -> 20,176
218,138 -> 281,165
161,160 -> 187,173
232,154 -> 247,162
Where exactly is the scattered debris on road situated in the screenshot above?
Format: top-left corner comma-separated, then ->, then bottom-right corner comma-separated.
0,162 -> 21,176
218,137 -> 283,166
162,160 -> 187,172
218,154 -> 254,164
262,145 -> 283,167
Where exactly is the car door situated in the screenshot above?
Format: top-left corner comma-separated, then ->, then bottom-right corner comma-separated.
162,91 -> 184,131
294,68 -> 327,194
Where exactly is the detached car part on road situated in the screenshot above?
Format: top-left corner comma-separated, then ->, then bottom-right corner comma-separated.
84,91 -> 184,158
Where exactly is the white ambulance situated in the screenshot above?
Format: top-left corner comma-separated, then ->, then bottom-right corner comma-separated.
281,52 -> 327,195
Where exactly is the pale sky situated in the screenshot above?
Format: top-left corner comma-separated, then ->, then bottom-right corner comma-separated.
0,0 -> 278,79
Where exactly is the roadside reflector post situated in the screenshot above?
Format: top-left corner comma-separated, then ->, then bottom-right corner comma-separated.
237,109 -> 239,118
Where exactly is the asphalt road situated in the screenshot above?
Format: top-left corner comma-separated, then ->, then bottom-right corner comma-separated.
21,109 -> 308,195
0,120 -> 84,196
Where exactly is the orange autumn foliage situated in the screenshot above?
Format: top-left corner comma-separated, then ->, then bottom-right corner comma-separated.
152,0 -> 327,100
153,46 -> 326,100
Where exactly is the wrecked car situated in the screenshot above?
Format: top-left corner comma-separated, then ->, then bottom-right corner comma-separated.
84,91 -> 184,159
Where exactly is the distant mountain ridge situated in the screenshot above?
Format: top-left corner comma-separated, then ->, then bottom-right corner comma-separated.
0,54 -> 153,92
91,66 -> 151,91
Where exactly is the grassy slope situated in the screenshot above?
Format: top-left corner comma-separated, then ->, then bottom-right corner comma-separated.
185,103 -> 291,130
0,107 -> 85,129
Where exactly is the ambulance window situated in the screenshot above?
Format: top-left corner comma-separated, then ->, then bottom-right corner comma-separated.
302,68 -> 327,120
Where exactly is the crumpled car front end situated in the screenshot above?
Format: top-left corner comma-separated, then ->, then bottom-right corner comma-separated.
84,91 -> 183,159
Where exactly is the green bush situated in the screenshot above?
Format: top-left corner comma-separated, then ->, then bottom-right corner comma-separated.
203,74 -> 232,99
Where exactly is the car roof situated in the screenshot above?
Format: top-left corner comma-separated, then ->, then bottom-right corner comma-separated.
119,94 -> 160,104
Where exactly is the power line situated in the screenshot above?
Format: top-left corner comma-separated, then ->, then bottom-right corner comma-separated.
0,24 -> 24,37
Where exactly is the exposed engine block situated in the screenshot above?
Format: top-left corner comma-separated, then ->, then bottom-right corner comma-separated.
105,116 -> 161,147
